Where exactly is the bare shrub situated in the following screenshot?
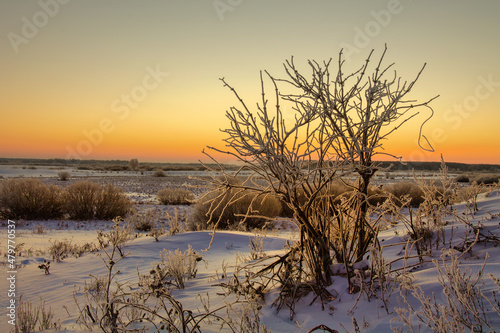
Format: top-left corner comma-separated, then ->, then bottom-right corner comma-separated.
280,181 -> 386,217
153,168 -> 166,177
75,242 -> 100,256
57,171 -> 71,181
14,295 -> 38,333
385,181 -> 424,207
157,188 -> 195,205
75,239 -> 127,331
38,260 -> 51,274
0,178 -> 64,220
249,234 -> 266,260
97,218 -> 133,257
64,181 -> 132,220
202,45 -> 437,309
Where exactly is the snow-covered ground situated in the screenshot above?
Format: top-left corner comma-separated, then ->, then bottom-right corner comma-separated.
0,174 -> 499,332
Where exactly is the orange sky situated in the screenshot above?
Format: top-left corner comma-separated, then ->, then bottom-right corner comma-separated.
1,1 -> 499,165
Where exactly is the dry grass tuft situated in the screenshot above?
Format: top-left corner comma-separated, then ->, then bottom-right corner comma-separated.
153,168 -> 167,177
385,181 -> 425,207
146,245 -> 203,290
189,188 -> 282,230
13,296 -> 60,332
127,208 -> 161,232
474,174 -> 499,185
157,188 -> 195,205
394,253 -> 500,332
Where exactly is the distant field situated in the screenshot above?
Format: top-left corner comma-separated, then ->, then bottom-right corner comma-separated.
1,157 -> 500,173
0,157 -> 239,172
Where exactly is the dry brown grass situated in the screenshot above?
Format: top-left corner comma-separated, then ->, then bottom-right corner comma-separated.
385,181 -> 425,207
0,178 -> 64,220
13,296 -> 60,332
153,168 -> 167,177
157,188 -> 195,205
474,174 -> 500,185
190,188 -> 282,230
127,208 -> 161,232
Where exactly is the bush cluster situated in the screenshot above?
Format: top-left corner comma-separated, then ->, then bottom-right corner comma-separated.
0,178 -> 132,220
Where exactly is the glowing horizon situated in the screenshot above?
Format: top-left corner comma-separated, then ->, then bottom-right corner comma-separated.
1,1 -> 499,165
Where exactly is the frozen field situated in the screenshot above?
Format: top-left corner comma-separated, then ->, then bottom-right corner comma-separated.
0,168 -> 499,332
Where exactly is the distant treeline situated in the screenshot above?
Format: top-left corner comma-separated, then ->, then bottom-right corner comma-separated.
0,158 -> 238,172
0,158 -> 499,173
377,161 -> 500,173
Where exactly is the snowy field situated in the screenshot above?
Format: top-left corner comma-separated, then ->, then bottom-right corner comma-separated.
0,167 -> 499,332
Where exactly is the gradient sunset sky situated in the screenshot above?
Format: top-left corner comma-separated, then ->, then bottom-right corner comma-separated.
1,0 -> 499,164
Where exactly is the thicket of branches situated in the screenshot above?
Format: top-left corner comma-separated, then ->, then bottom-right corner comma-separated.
202,46 -> 437,296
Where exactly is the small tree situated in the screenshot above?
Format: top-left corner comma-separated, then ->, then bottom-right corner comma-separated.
129,158 -> 139,170
204,46 -> 437,292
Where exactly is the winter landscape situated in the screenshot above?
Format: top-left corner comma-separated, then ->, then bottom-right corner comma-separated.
2,2 -> 500,332
1,161 -> 500,332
